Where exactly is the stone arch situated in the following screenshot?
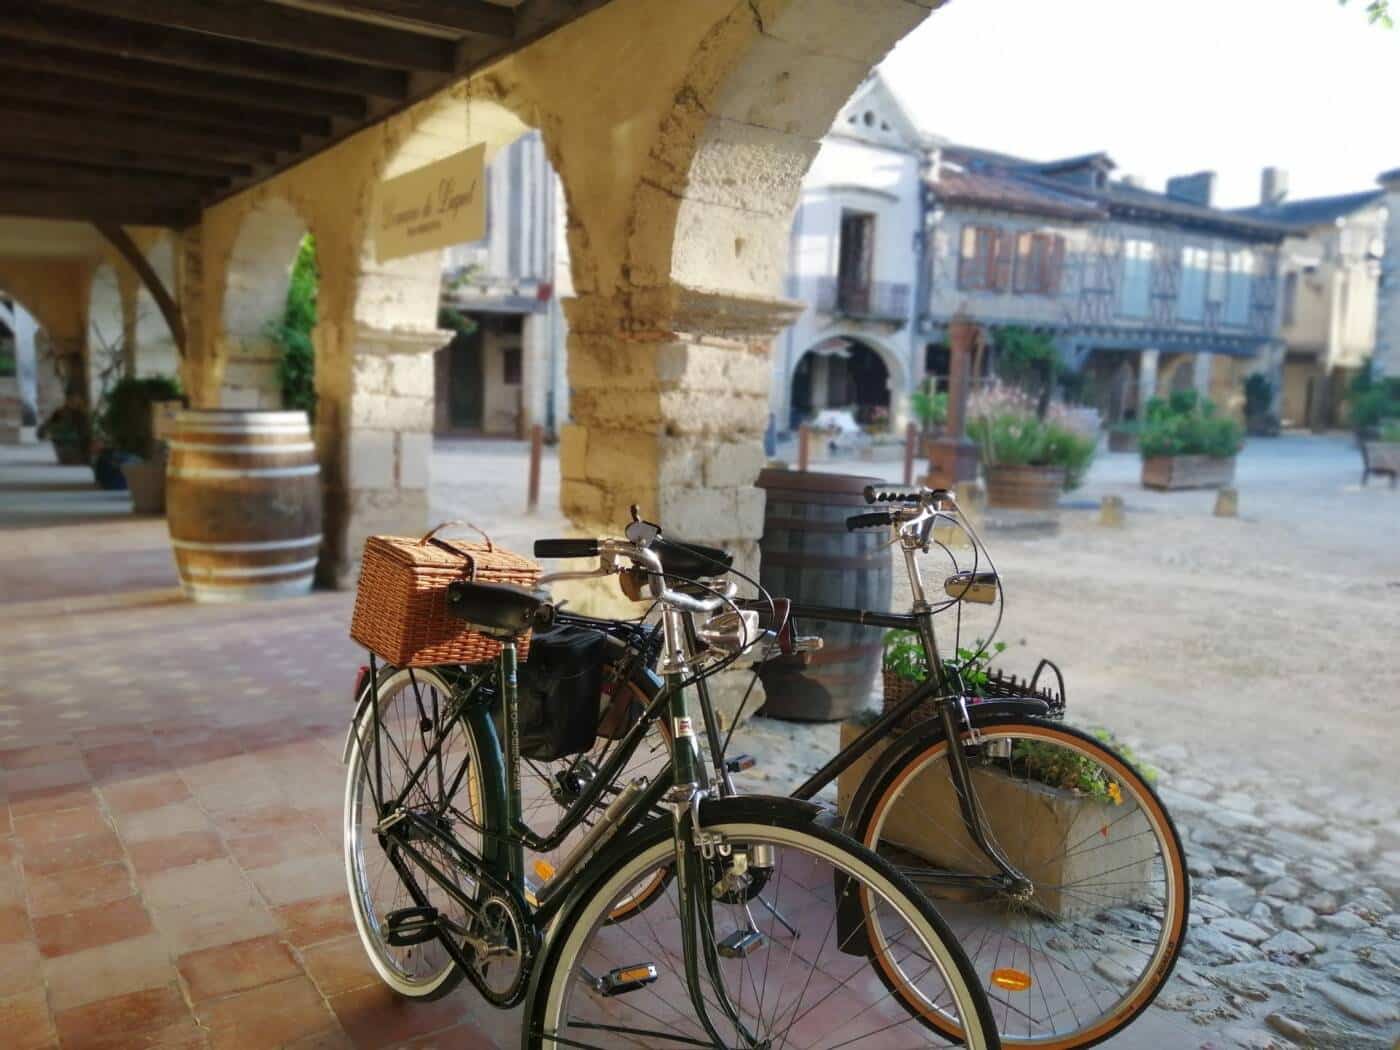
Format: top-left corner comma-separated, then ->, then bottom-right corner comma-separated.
86,262 -> 126,408
133,235 -> 181,383
218,195 -> 314,408
788,332 -> 905,431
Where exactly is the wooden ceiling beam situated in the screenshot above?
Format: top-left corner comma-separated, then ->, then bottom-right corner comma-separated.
0,101 -> 296,158
294,0 -> 515,38
41,0 -> 456,72
0,70 -> 331,138
0,109 -> 277,167
0,3 -> 408,98
0,188 -> 195,228
0,42 -> 367,120
1,141 -> 253,181
0,157 -> 226,196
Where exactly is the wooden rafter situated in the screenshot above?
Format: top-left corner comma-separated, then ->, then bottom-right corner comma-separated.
0,70 -> 333,138
295,0 -> 516,37
95,223 -> 187,355
0,2 -> 409,98
0,157 -> 224,196
0,190 -> 195,227
1,99 -> 303,155
1,42 -> 368,120
3,141 -> 253,181
0,105 -> 284,163
41,0 -> 459,72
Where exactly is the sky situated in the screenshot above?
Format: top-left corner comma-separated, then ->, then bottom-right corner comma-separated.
879,0 -> 1400,208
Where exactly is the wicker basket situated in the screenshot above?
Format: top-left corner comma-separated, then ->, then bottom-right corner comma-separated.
882,669 -> 941,730
350,522 -> 541,667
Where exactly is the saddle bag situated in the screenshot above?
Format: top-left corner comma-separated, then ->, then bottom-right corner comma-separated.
514,623 -> 609,761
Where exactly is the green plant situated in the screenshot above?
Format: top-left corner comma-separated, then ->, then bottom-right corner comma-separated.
268,235 -> 318,419
1138,393 -> 1242,459
1379,420 -> 1400,442
967,412 -> 1098,490
910,382 -> 948,431
883,631 -> 1008,697
1243,373 -> 1273,419
1349,362 -> 1400,431
37,398 -> 91,449
1109,420 -> 1141,435
1010,728 -> 1158,805
994,326 -> 1061,417
96,375 -> 182,459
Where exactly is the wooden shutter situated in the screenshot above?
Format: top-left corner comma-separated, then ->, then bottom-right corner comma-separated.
992,229 -> 1013,291
1047,235 -> 1066,294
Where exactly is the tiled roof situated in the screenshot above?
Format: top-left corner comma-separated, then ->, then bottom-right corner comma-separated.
1234,189 -> 1385,229
932,167 -> 1106,220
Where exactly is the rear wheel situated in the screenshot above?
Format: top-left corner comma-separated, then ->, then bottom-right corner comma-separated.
529,797 -> 1001,1050
853,716 -> 1188,1049
344,667 -> 486,1000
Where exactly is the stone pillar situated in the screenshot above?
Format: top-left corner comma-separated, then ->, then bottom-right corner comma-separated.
1373,170 -> 1400,380
13,302 -> 38,441
1138,349 -> 1159,415
1192,351 -> 1213,397
322,324 -> 441,586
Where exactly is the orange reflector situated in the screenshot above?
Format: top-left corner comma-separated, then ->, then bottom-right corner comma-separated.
532,859 -> 556,882
616,965 -> 654,984
990,968 -> 1033,992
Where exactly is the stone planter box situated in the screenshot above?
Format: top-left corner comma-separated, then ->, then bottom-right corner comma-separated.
837,722 -> 1156,920
1363,441 -> 1400,484
1107,429 -> 1139,453
1141,454 -> 1236,491
984,464 -> 1064,510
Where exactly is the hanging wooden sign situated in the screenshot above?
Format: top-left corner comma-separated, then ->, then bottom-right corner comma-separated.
375,144 -> 486,263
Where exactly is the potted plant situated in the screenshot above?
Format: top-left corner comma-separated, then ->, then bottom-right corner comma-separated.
1243,373 -> 1280,437
911,380 -> 948,456
97,375 -> 183,512
967,384 -> 1097,510
1361,419 -> 1400,486
37,395 -> 92,465
1139,391 -> 1243,490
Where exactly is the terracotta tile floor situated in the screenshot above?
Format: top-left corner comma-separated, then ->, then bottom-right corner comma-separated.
0,514 -> 503,1048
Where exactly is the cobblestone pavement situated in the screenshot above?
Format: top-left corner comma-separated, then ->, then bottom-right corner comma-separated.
1,436 -> 1396,1048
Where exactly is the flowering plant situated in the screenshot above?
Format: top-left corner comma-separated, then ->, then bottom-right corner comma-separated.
966,381 -> 1097,490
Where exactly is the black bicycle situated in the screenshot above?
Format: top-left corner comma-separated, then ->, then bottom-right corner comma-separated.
342,524 -> 1002,1049
515,487 -> 1189,1050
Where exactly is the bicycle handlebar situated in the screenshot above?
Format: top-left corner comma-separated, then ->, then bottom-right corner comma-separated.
534,538 -> 600,559
846,510 -> 895,531
865,484 -> 943,505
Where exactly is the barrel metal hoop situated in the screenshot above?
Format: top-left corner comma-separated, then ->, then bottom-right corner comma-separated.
170,535 -> 323,553
759,551 -> 891,571
180,558 -> 320,579
167,441 -> 316,454
168,466 -> 320,480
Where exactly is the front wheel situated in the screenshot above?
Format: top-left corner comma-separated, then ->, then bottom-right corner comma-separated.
528,796 -> 1000,1050
851,716 -> 1188,1050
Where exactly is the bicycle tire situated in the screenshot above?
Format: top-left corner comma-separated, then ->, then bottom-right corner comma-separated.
527,794 -> 1001,1050
847,715 -> 1188,1049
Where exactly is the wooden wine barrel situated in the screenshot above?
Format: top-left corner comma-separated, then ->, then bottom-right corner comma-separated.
166,409 -> 322,602
755,469 -> 891,721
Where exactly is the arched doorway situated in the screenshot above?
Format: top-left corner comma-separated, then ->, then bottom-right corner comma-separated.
0,293 -> 42,441
220,196 -> 316,410
789,337 -> 894,431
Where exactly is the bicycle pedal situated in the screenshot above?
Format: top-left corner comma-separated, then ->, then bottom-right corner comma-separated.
717,929 -> 765,958
724,754 -> 756,773
384,906 -> 439,947
597,963 -> 658,997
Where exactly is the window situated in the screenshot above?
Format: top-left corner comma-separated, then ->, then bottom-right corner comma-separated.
837,210 -> 876,312
1206,245 -> 1228,312
1178,246 -> 1208,322
1225,250 -> 1253,326
1281,271 -> 1298,327
502,346 -> 522,386
1013,232 -> 1066,294
958,224 -> 1007,291
1119,239 -> 1154,318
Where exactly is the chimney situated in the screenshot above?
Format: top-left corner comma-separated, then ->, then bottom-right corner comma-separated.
1165,171 -> 1217,207
1121,174 -> 1145,189
1260,167 -> 1289,207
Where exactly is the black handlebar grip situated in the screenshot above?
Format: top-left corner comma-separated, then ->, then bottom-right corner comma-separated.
846,511 -> 894,531
533,538 -> 601,559
862,484 -> 923,505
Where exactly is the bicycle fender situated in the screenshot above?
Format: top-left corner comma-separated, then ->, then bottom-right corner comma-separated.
840,699 -> 1046,839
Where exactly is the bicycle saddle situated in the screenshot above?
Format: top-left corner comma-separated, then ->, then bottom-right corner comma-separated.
651,536 -> 732,579
445,580 -> 551,638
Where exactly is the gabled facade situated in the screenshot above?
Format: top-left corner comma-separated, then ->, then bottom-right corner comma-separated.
1235,174 -> 1384,427
771,73 -> 929,432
